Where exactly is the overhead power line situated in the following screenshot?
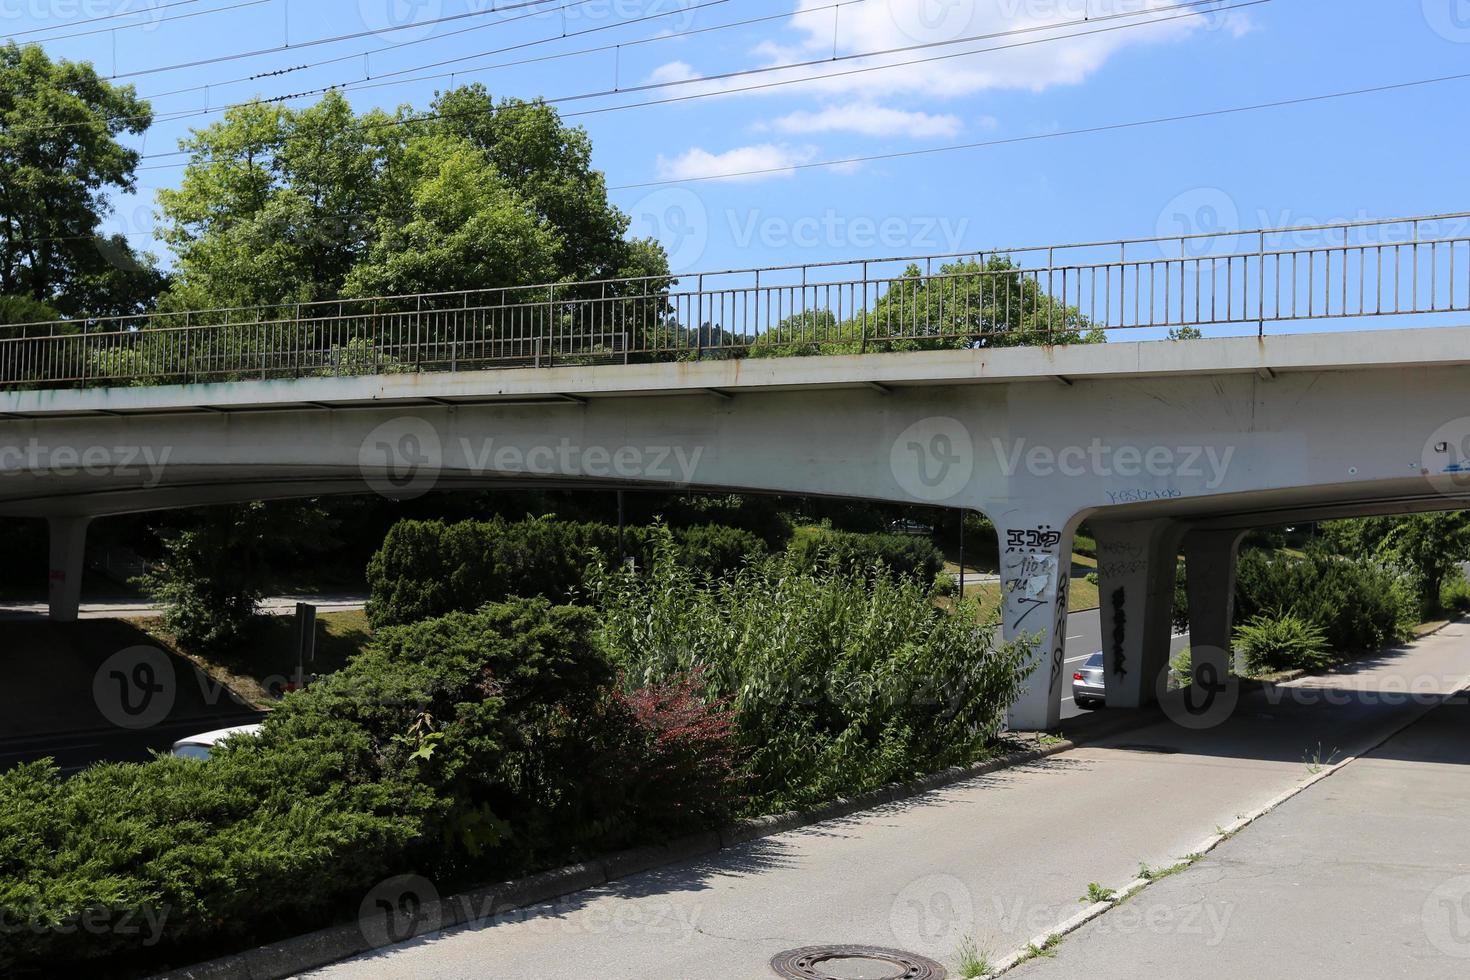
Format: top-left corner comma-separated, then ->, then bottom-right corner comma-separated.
109,0 -> 1248,159
0,0 -> 203,40
109,0 -> 586,80
7,0 -> 270,46
608,70 -> 1470,188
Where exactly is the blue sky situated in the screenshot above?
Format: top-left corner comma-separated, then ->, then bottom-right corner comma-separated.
9,0 -> 1470,277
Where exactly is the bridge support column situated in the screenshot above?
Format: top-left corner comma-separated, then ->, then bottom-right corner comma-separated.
1183,529 -> 1249,680
998,516 -> 1076,731
47,516 -> 91,623
1093,520 -> 1184,708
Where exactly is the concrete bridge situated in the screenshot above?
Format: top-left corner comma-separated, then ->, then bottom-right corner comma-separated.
3,212 -> 1469,729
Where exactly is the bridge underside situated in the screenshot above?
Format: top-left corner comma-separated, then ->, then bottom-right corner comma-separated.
4,325 -> 1469,730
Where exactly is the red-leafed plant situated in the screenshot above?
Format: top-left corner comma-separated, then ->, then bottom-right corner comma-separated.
611,670 -> 745,834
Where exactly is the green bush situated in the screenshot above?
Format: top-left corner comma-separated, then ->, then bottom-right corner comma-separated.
365,517 -> 621,627
1440,568 -> 1470,616
672,523 -> 766,578
787,528 -> 945,584
593,529 -> 1032,813
1233,548 -> 1415,655
1234,612 -> 1332,674
0,598 -> 726,975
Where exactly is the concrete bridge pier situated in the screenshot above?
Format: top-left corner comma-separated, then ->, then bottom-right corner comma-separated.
1183,529 -> 1250,681
1093,519 -> 1185,708
998,513 -> 1079,731
47,515 -> 91,623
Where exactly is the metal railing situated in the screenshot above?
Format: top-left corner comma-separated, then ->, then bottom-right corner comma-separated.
4,211 -> 1470,389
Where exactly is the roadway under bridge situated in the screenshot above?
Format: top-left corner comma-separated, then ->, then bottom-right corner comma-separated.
3,213 -> 1469,729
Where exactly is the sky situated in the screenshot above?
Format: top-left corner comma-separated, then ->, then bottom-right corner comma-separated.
7,0 -> 1470,280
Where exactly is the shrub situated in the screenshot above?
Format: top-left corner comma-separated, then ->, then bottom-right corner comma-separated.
673,523 -> 766,578
1442,569 -> 1470,616
366,517 -> 618,627
593,529 -> 1032,813
1233,548 -> 1414,655
787,528 -> 945,584
1234,612 -> 1332,674
0,598 -> 665,975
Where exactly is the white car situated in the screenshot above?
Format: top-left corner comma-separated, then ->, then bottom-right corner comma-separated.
171,723 -> 263,760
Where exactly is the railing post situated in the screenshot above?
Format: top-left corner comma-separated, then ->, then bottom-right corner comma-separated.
1257,230 -> 1265,337
860,260 -> 869,353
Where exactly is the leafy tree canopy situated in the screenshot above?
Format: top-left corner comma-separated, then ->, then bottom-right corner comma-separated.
157,87 -> 669,310
0,42 -> 163,316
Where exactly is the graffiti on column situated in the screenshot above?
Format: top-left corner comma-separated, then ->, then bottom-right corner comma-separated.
1110,586 -> 1128,678
1002,524 -> 1067,694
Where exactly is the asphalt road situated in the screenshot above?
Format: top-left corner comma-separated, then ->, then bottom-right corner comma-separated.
1059,606 -> 1191,719
1015,655 -> 1470,979
305,622 -> 1469,980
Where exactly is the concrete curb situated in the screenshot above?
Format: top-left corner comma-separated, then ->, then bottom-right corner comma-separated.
160,725 -> 1164,980
977,672 -> 1470,979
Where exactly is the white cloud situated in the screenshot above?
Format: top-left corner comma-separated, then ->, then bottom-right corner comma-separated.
645,60 -> 702,85
768,103 -> 964,139
654,0 -> 1240,102
655,144 -> 818,182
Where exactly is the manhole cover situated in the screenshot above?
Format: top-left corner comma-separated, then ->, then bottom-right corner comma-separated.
770,945 -> 947,980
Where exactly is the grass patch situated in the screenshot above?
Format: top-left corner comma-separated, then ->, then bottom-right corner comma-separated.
955,934 -> 992,978
1137,855 -> 1201,882
130,608 -> 373,708
1019,934 -> 1063,962
1080,882 -> 1116,904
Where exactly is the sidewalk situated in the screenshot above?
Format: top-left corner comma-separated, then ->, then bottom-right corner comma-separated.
304,626 -> 1470,979
0,592 -> 368,621
1014,662 -> 1470,979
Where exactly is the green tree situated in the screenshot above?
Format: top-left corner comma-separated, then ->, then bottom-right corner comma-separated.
158,87 -> 668,311
860,256 -> 1103,349
1371,513 -> 1470,618
0,43 -> 162,315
